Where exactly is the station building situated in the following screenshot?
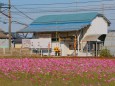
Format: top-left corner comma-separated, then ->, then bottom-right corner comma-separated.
18,12 -> 110,56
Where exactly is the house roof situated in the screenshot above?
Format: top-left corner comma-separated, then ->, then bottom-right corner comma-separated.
18,12 -> 110,33
0,28 -> 4,32
0,32 -> 8,38
0,29 -> 8,39
82,34 -> 102,42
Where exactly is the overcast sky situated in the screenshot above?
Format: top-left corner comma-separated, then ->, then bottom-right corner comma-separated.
0,0 -> 115,32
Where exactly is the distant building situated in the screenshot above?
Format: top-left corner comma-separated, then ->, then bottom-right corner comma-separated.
104,30 -> 115,56
18,12 -> 110,56
0,28 -> 8,38
11,33 -> 23,48
0,28 -> 9,48
10,32 -> 32,48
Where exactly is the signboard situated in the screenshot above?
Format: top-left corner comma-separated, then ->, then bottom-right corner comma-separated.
0,39 -> 9,48
37,34 -> 51,48
22,34 -> 51,49
30,39 -> 40,48
22,39 -> 31,48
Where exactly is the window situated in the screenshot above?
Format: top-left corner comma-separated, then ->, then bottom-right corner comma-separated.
69,44 -> 74,50
52,38 -> 59,42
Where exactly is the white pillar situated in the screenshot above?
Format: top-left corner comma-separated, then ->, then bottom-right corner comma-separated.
80,41 -> 83,52
96,42 -> 97,56
48,48 -> 50,56
41,50 -> 42,57
77,34 -> 80,56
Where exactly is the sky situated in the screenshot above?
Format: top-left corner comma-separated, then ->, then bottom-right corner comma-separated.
0,0 -> 115,32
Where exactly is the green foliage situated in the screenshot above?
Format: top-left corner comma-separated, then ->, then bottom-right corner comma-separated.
100,48 -> 112,57
0,72 -> 115,86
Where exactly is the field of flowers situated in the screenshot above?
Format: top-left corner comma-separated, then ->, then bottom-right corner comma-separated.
0,58 -> 115,86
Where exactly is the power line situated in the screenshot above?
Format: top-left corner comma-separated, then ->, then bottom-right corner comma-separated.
9,3 -> 115,12
2,0 -> 115,15
1,0 -> 115,25
1,11 -> 11,18
0,19 -> 28,26
0,9 -> 31,26
10,7 -> 115,13
109,19 -> 115,20
1,11 -> 31,24
12,21 -> 28,26
0,11 -> 28,26
15,6 -> 115,12
12,6 -> 34,20
12,4 -> 108,9
11,11 -> 33,20
11,0 -> 114,6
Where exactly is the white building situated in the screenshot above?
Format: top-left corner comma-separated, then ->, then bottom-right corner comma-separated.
104,30 -> 115,56
18,12 -> 110,56
0,28 -> 9,48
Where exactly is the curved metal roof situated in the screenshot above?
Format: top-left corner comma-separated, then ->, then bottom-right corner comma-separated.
18,12 -> 110,33
19,22 -> 90,33
32,12 -> 98,24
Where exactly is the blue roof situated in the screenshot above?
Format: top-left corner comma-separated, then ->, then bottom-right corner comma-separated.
19,22 -> 90,32
18,12 -> 109,33
32,12 -> 98,24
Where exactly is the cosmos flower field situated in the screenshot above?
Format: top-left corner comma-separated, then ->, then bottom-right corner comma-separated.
0,58 -> 115,86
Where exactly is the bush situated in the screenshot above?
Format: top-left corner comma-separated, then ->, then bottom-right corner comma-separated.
99,48 -> 112,57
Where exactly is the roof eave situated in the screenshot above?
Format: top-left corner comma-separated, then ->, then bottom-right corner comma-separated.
98,14 -> 111,26
17,24 -> 90,33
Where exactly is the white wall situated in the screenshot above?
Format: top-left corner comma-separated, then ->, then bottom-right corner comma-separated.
0,39 -> 9,48
60,41 -> 69,56
81,16 -> 108,53
84,16 -> 108,37
51,42 -> 60,56
51,41 -> 69,56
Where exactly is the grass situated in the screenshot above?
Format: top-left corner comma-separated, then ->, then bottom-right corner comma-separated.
0,71 -> 115,86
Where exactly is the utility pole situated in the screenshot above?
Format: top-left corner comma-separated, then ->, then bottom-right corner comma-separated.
8,0 -> 12,50
0,3 -> 4,14
0,1 -> 11,50
0,3 -> 1,12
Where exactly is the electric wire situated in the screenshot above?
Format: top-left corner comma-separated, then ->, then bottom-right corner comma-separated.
12,6 -> 34,20
1,0 -> 115,27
